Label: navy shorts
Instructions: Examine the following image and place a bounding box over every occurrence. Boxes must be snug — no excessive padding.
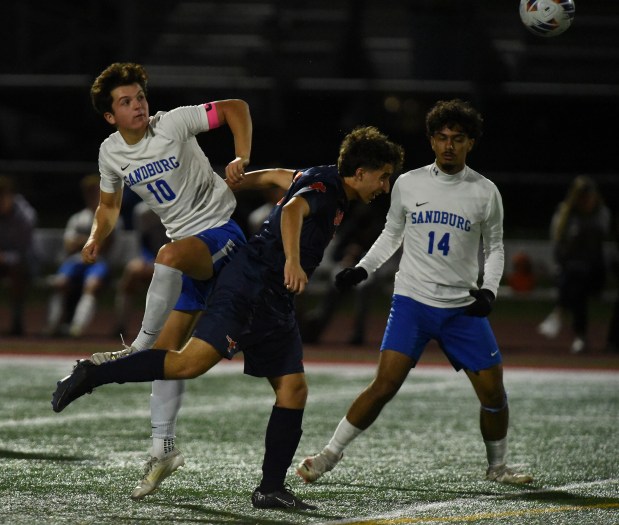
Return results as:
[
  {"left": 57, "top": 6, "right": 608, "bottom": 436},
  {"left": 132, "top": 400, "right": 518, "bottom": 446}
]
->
[
  {"left": 192, "top": 248, "right": 304, "bottom": 378},
  {"left": 381, "top": 294, "right": 502, "bottom": 372},
  {"left": 173, "top": 219, "right": 246, "bottom": 312}
]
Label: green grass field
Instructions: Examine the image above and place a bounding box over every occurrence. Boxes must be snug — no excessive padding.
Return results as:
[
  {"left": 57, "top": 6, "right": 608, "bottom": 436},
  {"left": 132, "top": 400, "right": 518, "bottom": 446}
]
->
[{"left": 1, "top": 356, "right": 617, "bottom": 525}]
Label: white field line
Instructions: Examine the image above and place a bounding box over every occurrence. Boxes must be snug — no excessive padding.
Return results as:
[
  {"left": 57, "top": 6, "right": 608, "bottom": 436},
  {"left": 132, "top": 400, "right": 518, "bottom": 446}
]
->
[{"left": 317, "top": 479, "right": 619, "bottom": 525}]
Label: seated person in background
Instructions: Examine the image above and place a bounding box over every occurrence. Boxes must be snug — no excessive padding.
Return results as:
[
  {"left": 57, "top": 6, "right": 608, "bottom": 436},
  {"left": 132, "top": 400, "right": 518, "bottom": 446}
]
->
[
  {"left": 0, "top": 175, "right": 38, "bottom": 336},
  {"left": 114, "top": 201, "right": 169, "bottom": 336},
  {"left": 46, "top": 174, "right": 119, "bottom": 337},
  {"left": 246, "top": 185, "right": 287, "bottom": 235}
]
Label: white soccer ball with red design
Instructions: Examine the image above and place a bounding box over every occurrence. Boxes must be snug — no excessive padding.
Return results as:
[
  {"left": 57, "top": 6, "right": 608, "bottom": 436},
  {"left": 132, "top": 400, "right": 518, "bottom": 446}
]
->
[{"left": 519, "top": 0, "right": 575, "bottom": 37}]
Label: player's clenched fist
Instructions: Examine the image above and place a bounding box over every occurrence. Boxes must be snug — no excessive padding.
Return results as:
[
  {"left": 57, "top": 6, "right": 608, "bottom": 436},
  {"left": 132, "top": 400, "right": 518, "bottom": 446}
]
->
[
  {"left": 464, "top": 288, "right": 495, "bottom": 317},
  {"left": 334, "top": 267, "right": 368, "bottom": 292}
]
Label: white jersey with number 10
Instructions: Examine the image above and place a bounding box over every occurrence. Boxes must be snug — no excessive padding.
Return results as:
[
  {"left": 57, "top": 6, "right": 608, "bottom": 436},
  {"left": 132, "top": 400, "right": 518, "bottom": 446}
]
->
[{"left": 98, "top": 104, "right": 235, "bottom": 240}]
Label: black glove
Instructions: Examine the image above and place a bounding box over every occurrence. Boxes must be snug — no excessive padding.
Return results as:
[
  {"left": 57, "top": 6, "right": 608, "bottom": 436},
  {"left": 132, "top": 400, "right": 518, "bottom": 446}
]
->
[
  {"left": 334, "top": 267, "right": 368, "bottom": 292},
  {"left": 464, "top": 288, "right": 495, "bottom": 317}
]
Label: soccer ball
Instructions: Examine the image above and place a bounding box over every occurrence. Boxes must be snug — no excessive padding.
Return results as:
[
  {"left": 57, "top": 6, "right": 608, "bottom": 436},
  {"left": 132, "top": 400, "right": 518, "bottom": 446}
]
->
[{"left": 519, "top": 0, "right": 575, "bottom": 37}]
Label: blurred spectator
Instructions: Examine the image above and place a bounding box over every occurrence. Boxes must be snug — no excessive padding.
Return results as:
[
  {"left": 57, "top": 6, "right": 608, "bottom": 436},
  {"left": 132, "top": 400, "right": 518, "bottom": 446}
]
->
[
  {"left": 606, "top": 215, "right": 619, "bottom": 353},
  {"left": 538, "top": 176, "right": 611, "bottom": 353},
  {"left": 0, "top": 175, "right": 38, "bottom": 335},
  {"left": 300, "top": 198, "right": 392, "bottom": 345},
  {"left": 247, "top": 186, "right": 287, "bottom": 235},
  {"left": 45, "top": 174, "right": 119, "bottom": 337},
  {"left": 113, "top": 201, "right": 168, "bottom": 336},
  {"left": 506, "top": 251, "right": 536, "bottom": 293}
]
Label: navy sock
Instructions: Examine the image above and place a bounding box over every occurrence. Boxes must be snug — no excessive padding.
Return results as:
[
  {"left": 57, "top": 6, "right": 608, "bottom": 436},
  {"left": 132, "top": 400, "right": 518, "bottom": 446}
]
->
[
  {"left": 90, "top": 349, "right": 167, "bottom": 386},
  {"left": 258, "top": 406, "right": 304, "bottom": 493}
]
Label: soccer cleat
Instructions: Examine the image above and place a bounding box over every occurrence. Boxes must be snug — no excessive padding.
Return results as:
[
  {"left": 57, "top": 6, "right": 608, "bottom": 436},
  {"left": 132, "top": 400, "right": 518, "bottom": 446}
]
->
[
  {"left": 486, "top": 464, "right": 533, "bottom": 484},
  {"left": 537, "top": 312, "right": 561, "bottom": 339},
  {"left": 131, "top": 449, "right": 185, "bottom": 500},
  {"left": 251, "top": 484, "right": 317, "bottom": 510},
  {"left": 91, "top": 344, "right": 139, "bottom": 365},
  {"left": 51, "top": 359, "right": 96, "bottom": 413},
  {"left": 296, "top": 448, "right": 342, "bottom": 483},
  {"left": 570, "top": 337, "right": 586, "bottom": 354}
]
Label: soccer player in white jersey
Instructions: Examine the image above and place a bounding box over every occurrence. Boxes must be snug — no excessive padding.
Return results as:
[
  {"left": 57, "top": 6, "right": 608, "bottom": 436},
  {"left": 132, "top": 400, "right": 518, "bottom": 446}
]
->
[
  {"left": 85, "top": 62, "right": 257, "bottom": 499},
  {"left": 298, "top": 99, "right": 533, "bottom": 486}
]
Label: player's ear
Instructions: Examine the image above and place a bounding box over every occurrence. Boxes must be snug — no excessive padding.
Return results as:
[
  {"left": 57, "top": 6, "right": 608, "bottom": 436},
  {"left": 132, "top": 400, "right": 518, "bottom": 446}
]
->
[
  {"left": 103, "top": 112, "right": 116, "bottom": 126},
  {"left": 354, "top": 167, "right": 364, "bottom": 180},
  {"left": 467, "top": 139, "right": 475, "bottom": 152}
]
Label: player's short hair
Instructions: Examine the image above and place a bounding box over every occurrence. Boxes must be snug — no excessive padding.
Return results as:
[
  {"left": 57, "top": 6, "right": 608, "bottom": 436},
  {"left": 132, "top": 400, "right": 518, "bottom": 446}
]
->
[
  {"left": 90, "top": 63, "right": 149, "bottom": 115},
  {"left": 425, "top": 99, "right": 483, "bottom": 141},
  {"left": 337, "top": 126, "right": 404, "bottom": 178}
]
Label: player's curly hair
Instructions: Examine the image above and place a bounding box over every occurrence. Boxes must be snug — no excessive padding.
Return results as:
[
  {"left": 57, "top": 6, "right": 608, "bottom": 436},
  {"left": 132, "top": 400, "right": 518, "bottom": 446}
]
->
[
  {"left": 90, "top": 62, "right": 149, "bottom": 115},
  {"left": 337, "top": 126, "right": 404, "bottom": 178},
  {"left": 425, "top": 99, "right": 483, "bottom": 141}
]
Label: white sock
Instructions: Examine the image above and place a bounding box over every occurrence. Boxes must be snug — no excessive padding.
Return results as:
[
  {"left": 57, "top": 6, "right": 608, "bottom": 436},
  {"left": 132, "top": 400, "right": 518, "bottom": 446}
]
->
[
  {"left": 115, "top": 289, "right": 129, "bottom": 328},
  {"left": 484, "top": 437, "right": 508, "bottom": 467},
  {"left": 70, "top": 292, "right": 96, "bottom": 335},
  {"left": 131, "top": 263, "right": 182, "bottom": 351},
  {"left": 47, "top": 292, "right": 63, "bottom": 329},
  {"left": 325, "top": 417, "right": 363, "bottom": 456},
  {"left": 150, "top": 379, "right": 186, "bottom": 458}
]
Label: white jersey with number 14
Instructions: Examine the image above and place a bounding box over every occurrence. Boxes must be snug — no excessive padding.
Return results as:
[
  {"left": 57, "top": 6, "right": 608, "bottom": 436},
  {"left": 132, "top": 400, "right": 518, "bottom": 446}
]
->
[{"left": 359, "top": 163, "right": 505, "bottom": 308}]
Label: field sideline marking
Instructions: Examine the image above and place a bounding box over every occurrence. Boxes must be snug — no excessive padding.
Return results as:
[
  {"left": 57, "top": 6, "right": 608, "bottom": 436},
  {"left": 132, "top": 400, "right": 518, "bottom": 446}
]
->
[
  {"left": 320, "top": 480, "right": 619, "bottom": 524},
  {"left": 330, "top": 503, "right": 619, "bottom": 524}
]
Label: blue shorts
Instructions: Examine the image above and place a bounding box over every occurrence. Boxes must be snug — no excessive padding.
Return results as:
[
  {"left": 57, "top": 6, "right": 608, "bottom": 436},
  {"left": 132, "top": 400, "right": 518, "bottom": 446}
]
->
[
  {"left": 58, "top": 254, "right": 110, "bottom": 283},
  {"left": 381, "top": 294, "right": 501, "bottom": 372},
  {"left": 192, "top": 247, "right": 304, "bottom": 378},
  {"left": 173, "top": 219, "right": 246, "bottom": 312}
]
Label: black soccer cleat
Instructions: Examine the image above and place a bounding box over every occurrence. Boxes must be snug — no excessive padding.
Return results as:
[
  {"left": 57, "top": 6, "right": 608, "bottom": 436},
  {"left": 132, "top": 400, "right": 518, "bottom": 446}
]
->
[
  {"left": 51, "top": 359, "right": 96, "bottom": 413},
  {"left": 251, "top": 485, "right": 317, "bottom": 511}
]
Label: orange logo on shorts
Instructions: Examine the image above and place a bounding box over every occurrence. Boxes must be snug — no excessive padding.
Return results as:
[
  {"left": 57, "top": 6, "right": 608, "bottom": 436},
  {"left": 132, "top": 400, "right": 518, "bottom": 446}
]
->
[{"left": 226, "top": 335, "right": 238, "bottom": 354}]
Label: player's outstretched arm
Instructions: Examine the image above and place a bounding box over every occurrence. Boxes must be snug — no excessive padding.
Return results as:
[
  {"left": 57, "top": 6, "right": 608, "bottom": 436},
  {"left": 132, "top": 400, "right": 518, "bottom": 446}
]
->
[
  {"left": 82, "top": 188, "right": 122, "bottom": 264},
  {"left": 228, "top": 168, "right": 294, "bottom": 192}
]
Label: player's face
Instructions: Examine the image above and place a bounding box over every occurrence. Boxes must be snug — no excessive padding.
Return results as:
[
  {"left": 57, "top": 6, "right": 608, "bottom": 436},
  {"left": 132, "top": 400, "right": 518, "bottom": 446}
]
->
[
  {"left": 104, "top": 83, "right": 150, "bottom": 142},
  {"left": 357, "top": 164, "right": 393, "bottom": 203},
  {"left": 430, "top": 126, "right": 474, "bottom": 174}
]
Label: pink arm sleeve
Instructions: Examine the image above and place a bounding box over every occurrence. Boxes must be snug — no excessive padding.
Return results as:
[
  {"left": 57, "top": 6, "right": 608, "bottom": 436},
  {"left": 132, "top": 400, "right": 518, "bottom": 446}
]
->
[{"left": 204, "top": 102, "right": 221, "bottom": 129}]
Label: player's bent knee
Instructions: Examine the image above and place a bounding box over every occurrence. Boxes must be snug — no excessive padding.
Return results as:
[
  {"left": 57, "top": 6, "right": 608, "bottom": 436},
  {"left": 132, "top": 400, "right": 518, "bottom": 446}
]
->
[
  {"left": 367, "top": 379, "right": 400, "bottom": 404},
  {"left": 481, "top": 393, "right": 508, "bottom": 413}
]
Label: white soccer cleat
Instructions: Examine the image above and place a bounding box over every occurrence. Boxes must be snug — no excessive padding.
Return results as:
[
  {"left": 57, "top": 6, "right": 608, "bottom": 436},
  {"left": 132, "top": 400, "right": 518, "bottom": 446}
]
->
[
  {"left": 296, "top": 448, "right": 342, "bottom": 483},
  {"left": 537, "top": 312, "right": 561, "bottom": 339},
  {"left": 91, "top": 345, "right": 138, "bottom": 365},
  {"left": 131, "top": 449, "right": 185, "bottom": 500},
  {"left": 570, "top": 337, "right": 586, "bottom": 354},
  {"left": 486, "top": 464, "right": 533, "bottom": 484}
]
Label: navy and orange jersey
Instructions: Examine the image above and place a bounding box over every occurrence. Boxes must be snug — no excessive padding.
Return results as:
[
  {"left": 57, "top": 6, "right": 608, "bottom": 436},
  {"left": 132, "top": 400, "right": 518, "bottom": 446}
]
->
[{"left": 247, "top": 164, "right": 348, "bottom": 291}]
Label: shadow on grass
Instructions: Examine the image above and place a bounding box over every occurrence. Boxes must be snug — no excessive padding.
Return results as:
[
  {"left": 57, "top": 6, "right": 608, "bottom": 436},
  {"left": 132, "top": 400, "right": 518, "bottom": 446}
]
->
[
  {"left": 0, "top": 448, "right": 87, "bottom": 461},
  {"left": 516, "top": 489, "right": 619, "bottom": 507},
  {"left": 153, "top": 501, "right": 342, "bottom": 524}
]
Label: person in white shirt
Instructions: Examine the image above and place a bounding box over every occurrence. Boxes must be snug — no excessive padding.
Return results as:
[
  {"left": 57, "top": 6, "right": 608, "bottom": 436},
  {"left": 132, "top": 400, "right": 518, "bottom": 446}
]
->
[
  {"left": 84, "top": 62, "right": 255, "bottom": 499},
  {"left": 46, "top": 174, "right": 118, "bottom": 338},
  {"left": 298, "top": 99, "right": 533, "bottom": 486}
]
